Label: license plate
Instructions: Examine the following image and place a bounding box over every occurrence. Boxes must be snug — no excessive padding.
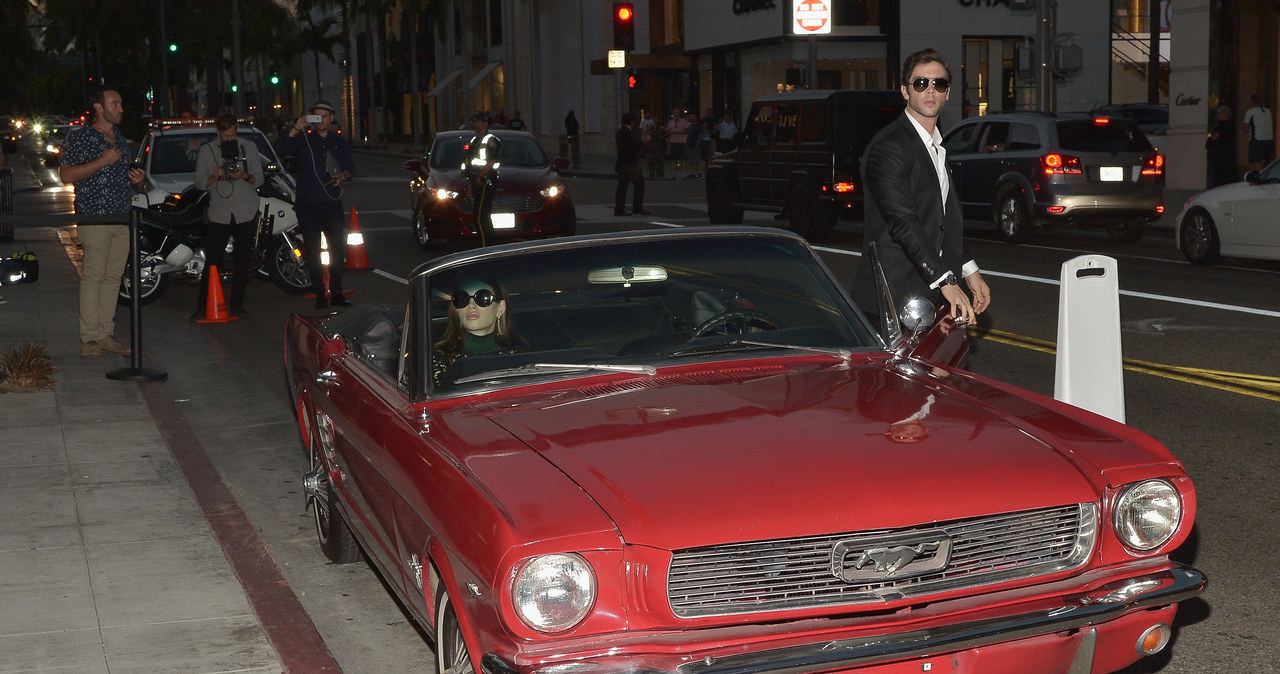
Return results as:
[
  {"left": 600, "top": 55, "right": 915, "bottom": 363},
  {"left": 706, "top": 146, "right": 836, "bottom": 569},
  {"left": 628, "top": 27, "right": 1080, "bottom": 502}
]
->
[
  {"left": 1099, "top": 166, "right": 1124, "bottom": 182},
  {"left": 492, "top": 212, "right": 516, "bottom": 229}
]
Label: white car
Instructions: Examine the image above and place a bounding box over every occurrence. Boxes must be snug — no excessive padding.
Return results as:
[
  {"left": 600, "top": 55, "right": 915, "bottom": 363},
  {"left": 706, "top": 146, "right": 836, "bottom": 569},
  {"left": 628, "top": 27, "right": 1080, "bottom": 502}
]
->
[
  {"left": 131, "top": 118, "right": 293, "bottom": 208},
  {"left": 1176, "top": 158, "right": 1280, "bottom": 264}
]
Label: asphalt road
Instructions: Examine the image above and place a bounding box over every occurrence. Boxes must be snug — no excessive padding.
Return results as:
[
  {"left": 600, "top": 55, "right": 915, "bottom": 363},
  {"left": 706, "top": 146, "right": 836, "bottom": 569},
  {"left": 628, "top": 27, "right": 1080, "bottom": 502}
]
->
[{"left": 11, "top": 143, "right": 1280, "bottom": 672}]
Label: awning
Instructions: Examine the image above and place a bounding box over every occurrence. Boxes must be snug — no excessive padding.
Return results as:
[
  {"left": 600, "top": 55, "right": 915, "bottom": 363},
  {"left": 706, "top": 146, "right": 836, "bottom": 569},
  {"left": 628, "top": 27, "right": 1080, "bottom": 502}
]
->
[
  {"left": 466, "top": 61, "right": 501, "bottom": 91},
  {"left": 425, "top": 69, "right": 460, "bottom": 97}
]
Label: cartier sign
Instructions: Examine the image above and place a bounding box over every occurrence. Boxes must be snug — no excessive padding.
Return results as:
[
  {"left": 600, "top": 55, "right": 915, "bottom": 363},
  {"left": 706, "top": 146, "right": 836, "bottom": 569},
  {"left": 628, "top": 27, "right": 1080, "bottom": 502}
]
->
[{"left": 1175, "top": 93, "right": 1203, "bottom": 107}]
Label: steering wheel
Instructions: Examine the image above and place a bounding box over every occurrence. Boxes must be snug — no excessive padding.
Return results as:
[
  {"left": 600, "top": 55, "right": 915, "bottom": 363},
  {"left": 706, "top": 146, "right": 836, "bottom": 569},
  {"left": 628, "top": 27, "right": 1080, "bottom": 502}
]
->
[{"left": 691, "top": 309, "right": 783, "bottom": 338}]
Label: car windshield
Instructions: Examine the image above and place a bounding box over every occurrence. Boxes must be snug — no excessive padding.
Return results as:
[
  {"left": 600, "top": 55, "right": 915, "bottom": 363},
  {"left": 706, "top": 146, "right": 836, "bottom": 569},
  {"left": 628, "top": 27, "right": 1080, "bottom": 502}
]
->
[
  {"left": 421, "top": 232, "right": 879, "bottom": 393},
  {"left": 430, "top": 136, "right": 548, "bottom": 170},
  {"left": 148, "top": 128, "right": 277, "bottom": 175},
  {"left": 1055, "top": 119, "right": 1152, "bottom": 153}
]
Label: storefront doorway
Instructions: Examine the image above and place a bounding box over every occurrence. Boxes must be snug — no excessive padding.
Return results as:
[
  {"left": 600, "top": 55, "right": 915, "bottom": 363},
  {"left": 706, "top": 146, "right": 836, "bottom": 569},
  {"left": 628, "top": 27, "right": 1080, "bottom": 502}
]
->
[{"left": 960, "top": 38, "right": 1036, "bottom": 117}]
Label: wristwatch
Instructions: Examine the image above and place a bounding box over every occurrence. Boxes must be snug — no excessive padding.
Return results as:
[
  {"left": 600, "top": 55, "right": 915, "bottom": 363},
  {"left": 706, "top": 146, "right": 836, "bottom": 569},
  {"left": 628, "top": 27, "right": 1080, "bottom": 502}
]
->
[{"left": 940, "top": 271, "right": 959, "bottom": 287}]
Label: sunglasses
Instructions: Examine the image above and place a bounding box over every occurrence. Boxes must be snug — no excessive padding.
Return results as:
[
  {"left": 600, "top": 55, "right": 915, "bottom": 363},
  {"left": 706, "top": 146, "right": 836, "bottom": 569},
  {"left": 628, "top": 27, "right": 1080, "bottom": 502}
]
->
[
  {"left": 910, "top": 77, "right": 951, "bottom": 93},
  {"left": 452, "top": 288, "right": 497, "bottom": 308}
]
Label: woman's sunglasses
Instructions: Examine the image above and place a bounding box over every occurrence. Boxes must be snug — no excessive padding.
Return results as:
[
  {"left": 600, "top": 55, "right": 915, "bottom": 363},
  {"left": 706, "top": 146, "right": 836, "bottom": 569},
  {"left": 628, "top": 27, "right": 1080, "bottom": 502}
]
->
[
  {"left": 452, "top": 288, "right": 497, "bottom": 308},
  {"left": 910, "top": 77, "right": 950, "bottom": 93}
]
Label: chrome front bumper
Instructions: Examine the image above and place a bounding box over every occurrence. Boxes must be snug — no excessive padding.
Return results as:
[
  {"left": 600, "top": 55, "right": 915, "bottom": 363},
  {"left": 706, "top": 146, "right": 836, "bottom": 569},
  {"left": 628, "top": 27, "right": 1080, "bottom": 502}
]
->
[{"left": 677, "top": 566, "right": 1204, "bottom": 674}]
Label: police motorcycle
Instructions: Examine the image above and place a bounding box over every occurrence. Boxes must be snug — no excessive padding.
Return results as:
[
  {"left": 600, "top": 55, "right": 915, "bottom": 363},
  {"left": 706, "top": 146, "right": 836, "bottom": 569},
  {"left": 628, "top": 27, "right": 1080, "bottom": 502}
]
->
[{"left": 119, "top": 135, "right": 312, "bottom": 304}]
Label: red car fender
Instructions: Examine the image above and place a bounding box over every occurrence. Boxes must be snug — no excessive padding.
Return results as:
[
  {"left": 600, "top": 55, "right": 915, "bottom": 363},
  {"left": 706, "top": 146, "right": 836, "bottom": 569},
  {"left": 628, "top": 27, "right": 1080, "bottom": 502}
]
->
[{"left": 425, "top": 536, "right": 486, "bottom": 672}]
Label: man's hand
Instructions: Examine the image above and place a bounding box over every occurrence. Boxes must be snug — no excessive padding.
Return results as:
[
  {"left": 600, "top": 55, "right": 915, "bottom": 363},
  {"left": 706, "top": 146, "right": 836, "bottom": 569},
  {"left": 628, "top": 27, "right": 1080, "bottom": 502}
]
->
[
  {"left": 966, "top": 271, "right": 992, "bottom": 315},
  {"left": 128, "top": 167, "right": 145, "bottom": 185},
  {"left": 101, "top": 146, "right": 123, "bottom": 166},
  {"left": 940, "top": 283, "right": 976, "bottom": 325},
  {"left": 328, "top": 170, "right": 350, "bottom": 186}
]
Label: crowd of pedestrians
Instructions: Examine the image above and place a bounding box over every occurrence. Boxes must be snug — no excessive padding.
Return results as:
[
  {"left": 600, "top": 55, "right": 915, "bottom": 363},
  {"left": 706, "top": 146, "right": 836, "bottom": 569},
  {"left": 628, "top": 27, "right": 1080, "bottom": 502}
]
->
[{"left": 621, "top": 106, "right": 741, "bottom": 182}]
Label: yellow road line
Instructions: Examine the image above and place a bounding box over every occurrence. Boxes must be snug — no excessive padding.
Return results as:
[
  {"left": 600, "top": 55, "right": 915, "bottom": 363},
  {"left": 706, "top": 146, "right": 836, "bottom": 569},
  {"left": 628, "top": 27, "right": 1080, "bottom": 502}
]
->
[{"left": 972, "top": 327, "right": 1280, "bottom": 403}]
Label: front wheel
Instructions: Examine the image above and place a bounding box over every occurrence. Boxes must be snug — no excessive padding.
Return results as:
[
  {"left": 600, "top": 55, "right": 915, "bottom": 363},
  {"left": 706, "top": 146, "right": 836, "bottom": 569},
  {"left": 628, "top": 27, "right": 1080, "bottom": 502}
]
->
[
  {"left": 266, "top": 239, "right": 312, "bottom": 295},
  {"left": 436, "top": 589, "right": 475, "bottom": 674},
  {"left": 994, "top": 185, "right": 1035, "bottom": 244},
  {"left": 1179, "top": 209, "right": 1221, "bottom": 264},
  {"left": 413, "top": 209, "right": 446, "bottom": 250},
  {"left": 117, "top": 255, "right": 169, "bottom": 305}
]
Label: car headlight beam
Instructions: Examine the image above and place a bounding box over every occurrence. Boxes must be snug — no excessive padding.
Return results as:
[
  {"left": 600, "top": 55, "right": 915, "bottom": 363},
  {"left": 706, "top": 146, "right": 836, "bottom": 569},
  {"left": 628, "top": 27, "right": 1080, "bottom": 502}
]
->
[
  {"left": 512, "top": 553, "right": 596, "bottom": 633},
  {"left": 434, "top": 187, "right": 460, "bottom": 200},
  {"left": 1113, "top": 479, "right": 1181, "bottom": 551},
  {"left": 540, "top": 184, "right": 563, "bottom": 198}
]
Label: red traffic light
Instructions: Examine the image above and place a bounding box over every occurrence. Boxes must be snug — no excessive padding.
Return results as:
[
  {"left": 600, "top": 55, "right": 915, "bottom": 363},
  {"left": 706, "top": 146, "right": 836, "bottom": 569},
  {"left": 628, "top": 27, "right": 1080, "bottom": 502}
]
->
[
  {"left": 613, "top": 2, "right": 635, "bottom": 50},
  {"left": 628, "top": 74, "right": 638, "bottom": 89}
]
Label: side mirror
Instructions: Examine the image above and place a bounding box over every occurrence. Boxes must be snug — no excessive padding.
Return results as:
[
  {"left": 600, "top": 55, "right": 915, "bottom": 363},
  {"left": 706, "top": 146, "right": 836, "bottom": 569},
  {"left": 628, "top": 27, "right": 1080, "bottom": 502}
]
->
[
  {"left": 1245, "top": 170, "right": 1262, "bottom": 184},
  {"left": 553, "top": 156, "right": 571, "bottom": 172},
  {"left": 898, "top": 297, "right": 936, "bottom": 336},
  {"left": 404, "top": 158, "right": 425, "bottom": 175}
]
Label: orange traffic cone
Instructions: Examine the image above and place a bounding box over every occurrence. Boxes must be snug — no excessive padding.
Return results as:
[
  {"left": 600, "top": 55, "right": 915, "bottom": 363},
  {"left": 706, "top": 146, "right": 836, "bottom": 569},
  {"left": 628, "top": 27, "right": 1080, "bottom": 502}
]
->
[
  {"left": 345, "top": 206, "right": 372, "bottom": 271},
  {"left": 197, "top": 265, "right": 238, "bottom": 323}
]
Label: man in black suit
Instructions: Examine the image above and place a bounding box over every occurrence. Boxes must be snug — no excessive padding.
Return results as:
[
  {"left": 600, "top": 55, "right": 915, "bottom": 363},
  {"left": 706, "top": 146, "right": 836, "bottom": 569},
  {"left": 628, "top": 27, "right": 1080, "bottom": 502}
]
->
[
  {"left": 852, "top": 48, "right": 990, "bottom": 327},
  {"left": 614, "top": 112, "right": 650, "bottom": 216}
]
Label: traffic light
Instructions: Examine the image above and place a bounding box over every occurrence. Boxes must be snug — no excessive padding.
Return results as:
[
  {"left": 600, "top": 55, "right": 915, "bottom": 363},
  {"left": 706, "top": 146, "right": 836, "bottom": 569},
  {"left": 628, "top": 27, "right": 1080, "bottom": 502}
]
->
[
  {"left": 613, "top": 3, "right": 635, "bottom": 51},
  {"left": 627, "top": 68, "right": 641, "bottom": 89},
  {"left": 168, "top": 43, "right": 178, "bottom": 53},
  {"left": 270, "top": 65, "right": 279, "bottom": 85}
]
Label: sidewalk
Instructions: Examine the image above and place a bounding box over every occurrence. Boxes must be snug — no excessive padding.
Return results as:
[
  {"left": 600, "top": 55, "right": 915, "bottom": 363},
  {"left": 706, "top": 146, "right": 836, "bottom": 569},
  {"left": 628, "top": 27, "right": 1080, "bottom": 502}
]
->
[{"left": 0, "top": 176, "right": 289, "bottom": 671}]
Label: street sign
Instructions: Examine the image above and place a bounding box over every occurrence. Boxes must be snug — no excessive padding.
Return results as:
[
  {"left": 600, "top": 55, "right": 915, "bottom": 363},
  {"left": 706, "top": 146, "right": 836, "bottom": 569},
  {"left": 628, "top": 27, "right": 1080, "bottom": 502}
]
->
[
  {"left": 608, "top": 50, "right": 627, "bottom": 69},
  {"left": 792, "top": 0, "right": 831, "bottom": 35}
]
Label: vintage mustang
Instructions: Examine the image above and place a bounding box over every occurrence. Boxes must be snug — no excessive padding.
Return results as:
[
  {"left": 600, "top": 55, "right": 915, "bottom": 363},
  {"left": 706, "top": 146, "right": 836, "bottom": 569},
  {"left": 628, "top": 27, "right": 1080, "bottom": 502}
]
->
[{"left": 284, "top": 227, "right": 1202, "bottom": 674}]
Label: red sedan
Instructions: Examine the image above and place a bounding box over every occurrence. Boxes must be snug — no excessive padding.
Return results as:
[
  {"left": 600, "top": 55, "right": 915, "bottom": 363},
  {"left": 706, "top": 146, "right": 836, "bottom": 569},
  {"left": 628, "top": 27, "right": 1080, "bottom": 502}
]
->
[
  {"left": 284, "top": 227, "right": 1201, "bottom": 674},
  {"left": 404, "top": 129, "right": 576, "bottom": 249}
]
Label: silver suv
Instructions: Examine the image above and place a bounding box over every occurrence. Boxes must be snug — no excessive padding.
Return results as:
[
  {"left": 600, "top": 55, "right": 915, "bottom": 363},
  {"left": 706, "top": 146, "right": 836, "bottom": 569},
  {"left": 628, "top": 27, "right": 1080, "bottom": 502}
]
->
[
  {"left": 131, "top": 118, "right": 292, "bottom": 208},
  {"left": 942, "top": 112, "right": 1164, "bottom": 243}
]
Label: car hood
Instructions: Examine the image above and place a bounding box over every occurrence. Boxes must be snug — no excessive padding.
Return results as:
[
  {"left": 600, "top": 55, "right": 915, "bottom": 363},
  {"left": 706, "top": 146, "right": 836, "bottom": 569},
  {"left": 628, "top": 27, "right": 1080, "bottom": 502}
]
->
[
  {"left": 476, "top": 360, "right": 1157, "bottom": 551},
  {"left": 432, "top": 165, "right": 562, "bottom": 192}
]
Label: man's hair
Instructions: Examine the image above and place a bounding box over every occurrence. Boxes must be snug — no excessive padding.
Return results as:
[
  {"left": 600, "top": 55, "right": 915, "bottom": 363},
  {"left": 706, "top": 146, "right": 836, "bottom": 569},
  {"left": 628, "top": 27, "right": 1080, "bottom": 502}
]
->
[
  {"left": 214, "top": 113, "right": 238, "bottom": 131},
  {"left": 88, "top": 85, "right": 122, "bottom": 118},
  {"left": 901, "top": 49, "right": 951, "bottom": 86},
  {"left": 621, "top": 112, "right": 635, "bottom": 125}
]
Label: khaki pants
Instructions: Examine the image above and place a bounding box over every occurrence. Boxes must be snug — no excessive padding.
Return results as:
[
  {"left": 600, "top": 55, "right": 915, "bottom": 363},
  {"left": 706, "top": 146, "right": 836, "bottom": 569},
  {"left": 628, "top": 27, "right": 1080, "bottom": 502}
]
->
[{"left": 78, "top": 223, "right": 130, "bottom": 343}]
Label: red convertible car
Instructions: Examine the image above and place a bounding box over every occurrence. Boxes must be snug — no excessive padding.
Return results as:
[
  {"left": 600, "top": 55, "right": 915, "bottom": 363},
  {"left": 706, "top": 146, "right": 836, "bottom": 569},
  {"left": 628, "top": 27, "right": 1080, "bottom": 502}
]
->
[
  {"left": 284, "top": 227, "right": 1202, "bottom": 674},
  {"left": 404, "top": 129, "right": 576, "bottom": 249}
]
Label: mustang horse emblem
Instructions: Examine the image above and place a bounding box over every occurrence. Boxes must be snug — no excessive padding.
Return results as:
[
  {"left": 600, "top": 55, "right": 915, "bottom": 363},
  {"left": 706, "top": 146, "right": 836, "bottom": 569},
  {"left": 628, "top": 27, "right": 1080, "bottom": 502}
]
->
[
  {"left": 852, "top": 542, "right": 941, "bottom": 577},
  {"left": 830, "top": 531, "right": 953, "bottom": 583}
]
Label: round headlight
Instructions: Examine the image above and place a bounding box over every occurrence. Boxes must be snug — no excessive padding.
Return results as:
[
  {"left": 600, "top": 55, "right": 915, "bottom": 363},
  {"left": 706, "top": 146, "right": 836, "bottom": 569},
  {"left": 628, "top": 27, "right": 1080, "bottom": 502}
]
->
[
  {"left": 540, "top": 184, "right": 562, "bottom": 198},
  {"left": 512, "top": 553, "right": 595, "bottom": 633},
  {"left": 1113, "top": 479, "right": 1182, "bottom": 551}
]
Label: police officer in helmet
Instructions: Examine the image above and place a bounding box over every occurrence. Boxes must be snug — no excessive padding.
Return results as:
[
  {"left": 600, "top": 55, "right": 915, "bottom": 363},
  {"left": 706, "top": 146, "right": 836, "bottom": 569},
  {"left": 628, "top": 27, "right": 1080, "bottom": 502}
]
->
[{"left": 462, "top": 112, "right": 502, "bottom": 246}]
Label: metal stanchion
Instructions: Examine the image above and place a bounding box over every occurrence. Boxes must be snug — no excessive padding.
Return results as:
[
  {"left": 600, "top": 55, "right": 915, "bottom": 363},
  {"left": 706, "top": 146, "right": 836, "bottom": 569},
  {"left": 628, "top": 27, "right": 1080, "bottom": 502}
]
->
[
  {"left": 0, "top": 168, "right": 13, "bottom": 242},
  {"left": 107, "top": 207, "right": 167, "bottom": 382}
]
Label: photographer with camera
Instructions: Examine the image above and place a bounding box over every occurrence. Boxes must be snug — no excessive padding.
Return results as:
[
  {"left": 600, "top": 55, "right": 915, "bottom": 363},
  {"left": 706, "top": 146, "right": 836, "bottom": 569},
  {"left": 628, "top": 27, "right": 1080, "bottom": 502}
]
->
[
  {"left": 193, "top": 113, "right": 263, "bottom": 317},
  {"left": 275, "top": 100, "right": 355, "bottom": 309}
]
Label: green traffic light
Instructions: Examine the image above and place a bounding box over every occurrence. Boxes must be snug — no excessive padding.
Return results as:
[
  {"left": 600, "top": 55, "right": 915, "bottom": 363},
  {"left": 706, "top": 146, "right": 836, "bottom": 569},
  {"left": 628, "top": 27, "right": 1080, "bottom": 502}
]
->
[
  {"left": 231, "top": 84, "right": 238, "bottom": 92},
  {"left": 270, "top": 75, "right": 279, "bottom": 85},
  {"left": 168, "top": 43, "right": 177, "bottom": 52}
]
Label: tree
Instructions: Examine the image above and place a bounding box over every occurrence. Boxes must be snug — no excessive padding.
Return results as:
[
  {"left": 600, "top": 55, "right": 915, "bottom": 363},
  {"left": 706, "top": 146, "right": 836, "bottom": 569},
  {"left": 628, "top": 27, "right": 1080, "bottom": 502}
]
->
[{"left": 297, "top": 16, "right": 342, "bottom": 101}]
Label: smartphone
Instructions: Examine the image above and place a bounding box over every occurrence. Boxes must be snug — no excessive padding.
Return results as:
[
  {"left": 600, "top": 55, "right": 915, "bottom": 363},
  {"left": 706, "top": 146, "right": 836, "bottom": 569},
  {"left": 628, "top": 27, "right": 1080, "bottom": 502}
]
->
[
  {"left": 129, "top": 161, "right": 144, "bottom": 172},
  {"left": 305, "top": 114, "right": 323, "bottom": 124}
]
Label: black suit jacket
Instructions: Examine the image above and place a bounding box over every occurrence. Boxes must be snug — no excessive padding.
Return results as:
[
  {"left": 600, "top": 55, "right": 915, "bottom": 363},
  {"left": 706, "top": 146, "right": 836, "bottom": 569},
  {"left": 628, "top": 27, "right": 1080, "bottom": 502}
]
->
[{"left": 851, "top": 113, "right": 969, "bottom": 316}]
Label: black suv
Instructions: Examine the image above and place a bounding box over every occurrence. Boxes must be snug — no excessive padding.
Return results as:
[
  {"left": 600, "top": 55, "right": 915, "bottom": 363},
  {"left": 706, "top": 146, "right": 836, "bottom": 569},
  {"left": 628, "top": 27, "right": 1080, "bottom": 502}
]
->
[
  {"left": 705, "top": 90, "right": 903, "bottom": 241},
  {"left": 941, "top": 111, "right": 1164, "bottom": 243}
]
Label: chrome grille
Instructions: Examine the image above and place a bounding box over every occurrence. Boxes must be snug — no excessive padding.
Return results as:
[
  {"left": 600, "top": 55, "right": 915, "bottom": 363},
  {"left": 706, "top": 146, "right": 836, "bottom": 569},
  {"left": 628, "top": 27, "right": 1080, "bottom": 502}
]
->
[
  {"left": 667, "top": 503, "right": 1096, "bottom": 618},
  {"left": 459, "top": 194, "right": 542, "bottom": 214}
]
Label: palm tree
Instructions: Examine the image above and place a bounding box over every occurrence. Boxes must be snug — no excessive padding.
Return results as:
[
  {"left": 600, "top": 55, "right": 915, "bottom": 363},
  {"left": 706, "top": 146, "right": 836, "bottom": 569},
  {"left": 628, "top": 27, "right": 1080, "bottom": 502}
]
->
[{"left": 297, "top": 16, "right": 343, "bottom": 102}]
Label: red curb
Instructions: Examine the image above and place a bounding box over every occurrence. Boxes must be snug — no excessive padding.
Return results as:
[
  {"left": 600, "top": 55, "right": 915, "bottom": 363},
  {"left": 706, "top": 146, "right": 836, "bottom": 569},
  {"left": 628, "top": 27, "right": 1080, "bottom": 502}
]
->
[{"left": 139, "top": 380, "right": 343, "bottom": 673}]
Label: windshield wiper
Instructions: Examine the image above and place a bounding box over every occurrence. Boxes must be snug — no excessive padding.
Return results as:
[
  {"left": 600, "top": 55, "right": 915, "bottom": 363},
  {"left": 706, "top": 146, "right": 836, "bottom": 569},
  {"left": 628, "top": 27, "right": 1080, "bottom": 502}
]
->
[
  {"left": 453, "top": 362, "right": 657, "bottom": 385},
  {"left": 669, "top": 339, "right": 852, "bottom": 360}
]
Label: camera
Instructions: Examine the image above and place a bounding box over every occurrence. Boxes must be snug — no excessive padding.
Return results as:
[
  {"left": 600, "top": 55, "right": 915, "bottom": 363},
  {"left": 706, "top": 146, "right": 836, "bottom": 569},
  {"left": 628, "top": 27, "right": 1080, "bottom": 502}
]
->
[{"left": 220, "top": 140, "right": 243, "bottom": 178}]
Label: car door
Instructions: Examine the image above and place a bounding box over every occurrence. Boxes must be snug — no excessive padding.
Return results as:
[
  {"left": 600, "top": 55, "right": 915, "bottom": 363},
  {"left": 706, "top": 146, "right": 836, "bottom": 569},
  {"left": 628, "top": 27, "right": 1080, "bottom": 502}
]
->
[
  {"left": 768, "top": 102, "right": 801, "bottom": 200},
  {"left": 737, "top": 103, "right": 773, "bottom": 203},
  {"left": 1225, "top": 166, "right": 1280, "bottom": 254},
  {"left": 313, "top": 349, "right": 405, "bottom": 593},
  {"left": 942, "top": 121, "right": 985, "bottom": 216}
]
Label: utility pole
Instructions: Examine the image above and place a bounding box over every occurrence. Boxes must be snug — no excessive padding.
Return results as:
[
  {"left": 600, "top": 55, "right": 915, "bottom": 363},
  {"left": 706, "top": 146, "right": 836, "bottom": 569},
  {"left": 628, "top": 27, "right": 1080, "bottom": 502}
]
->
[
  {"left": 159, "top": 0, "right": 168, "bottom": 116},
  {"left": 232, "top": 0, "right": 245, "bottom": 115},
  {"left": 1147, "top": 0, "right": 1161, "bottom": 103},
  {"left": 1035, "top": 0, "right": 1057, "bottom": 112}
]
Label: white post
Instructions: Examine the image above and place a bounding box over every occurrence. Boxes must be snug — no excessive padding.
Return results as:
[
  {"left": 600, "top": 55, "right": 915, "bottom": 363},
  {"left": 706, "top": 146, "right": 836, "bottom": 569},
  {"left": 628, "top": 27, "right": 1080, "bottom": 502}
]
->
[{"left": 1054, "top": 254, "right": 1125, "bottom": 423}]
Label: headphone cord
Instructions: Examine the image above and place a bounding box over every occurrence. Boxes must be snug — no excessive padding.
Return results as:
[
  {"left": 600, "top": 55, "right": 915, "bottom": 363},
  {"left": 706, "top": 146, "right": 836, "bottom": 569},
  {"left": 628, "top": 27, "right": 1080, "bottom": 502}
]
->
[{"left": 302, "top": 128, "right": 344, "bottom": 201}]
